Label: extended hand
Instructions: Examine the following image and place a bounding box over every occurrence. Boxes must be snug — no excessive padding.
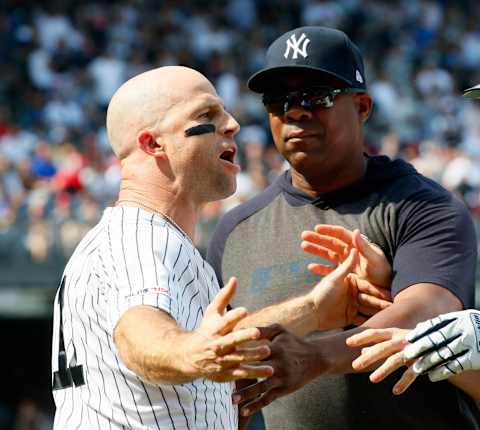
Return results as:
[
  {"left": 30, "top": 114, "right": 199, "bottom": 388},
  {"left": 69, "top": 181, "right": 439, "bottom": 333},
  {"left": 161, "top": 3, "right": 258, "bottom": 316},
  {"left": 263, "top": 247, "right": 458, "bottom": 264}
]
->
[
  {"left": 232, "top": 324, "right": 320, "bottom": 416},
  {"left": 404, "top": 309, "right": 480, "bottom": 381},
  {"left": 302, "top": 224, "right": 391, "bottom": 287},
  {"left": 309, "top": 248, "right": 361, "bottom": 329},
  {"left": 347, "top": 328, "right": 416, "bottom": 395},
  {"left": 182, "top": 277, "right": 274, "bottom": 382},
  {"left": 346, "top": 311, "right": 480, "bottom": 397},
  {"left": 302, "top": 225, "right": 392, "bottom": 319}
]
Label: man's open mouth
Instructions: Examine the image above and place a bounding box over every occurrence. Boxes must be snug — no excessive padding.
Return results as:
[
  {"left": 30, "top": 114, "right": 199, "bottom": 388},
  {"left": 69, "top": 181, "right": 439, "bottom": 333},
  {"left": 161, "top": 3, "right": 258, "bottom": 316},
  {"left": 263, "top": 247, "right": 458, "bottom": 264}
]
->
[{"left": 219, "top": 147, "right": 236, "bottom": 163}]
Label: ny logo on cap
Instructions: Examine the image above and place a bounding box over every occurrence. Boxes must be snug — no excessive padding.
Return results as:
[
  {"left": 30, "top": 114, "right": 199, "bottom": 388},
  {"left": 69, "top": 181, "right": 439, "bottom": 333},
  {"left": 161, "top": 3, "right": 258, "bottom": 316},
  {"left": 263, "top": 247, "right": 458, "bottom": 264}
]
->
[
  {"left": 284, "top": 33, "right": 310, "bottom": 60},
  {"left": 355, "top": 70, "right": 364, "bottom": 83}
]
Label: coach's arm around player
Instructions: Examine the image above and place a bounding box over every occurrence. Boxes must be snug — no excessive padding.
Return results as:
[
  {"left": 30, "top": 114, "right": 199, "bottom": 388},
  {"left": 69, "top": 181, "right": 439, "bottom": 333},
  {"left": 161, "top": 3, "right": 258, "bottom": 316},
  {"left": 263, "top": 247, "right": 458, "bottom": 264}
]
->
[{"left": 114, "top": 277, "right": 275, "bottom": 384}]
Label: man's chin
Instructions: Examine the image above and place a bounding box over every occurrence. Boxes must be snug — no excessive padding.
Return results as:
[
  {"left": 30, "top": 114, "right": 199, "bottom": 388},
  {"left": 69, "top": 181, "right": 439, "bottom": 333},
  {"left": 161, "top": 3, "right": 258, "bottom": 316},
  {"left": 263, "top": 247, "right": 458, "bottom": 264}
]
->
[
  {"left": 210, "top": 178, "right": 237, "bottom": 202},
  {"left": 289, "top": 153, "right": 327, "bottom": 174}
]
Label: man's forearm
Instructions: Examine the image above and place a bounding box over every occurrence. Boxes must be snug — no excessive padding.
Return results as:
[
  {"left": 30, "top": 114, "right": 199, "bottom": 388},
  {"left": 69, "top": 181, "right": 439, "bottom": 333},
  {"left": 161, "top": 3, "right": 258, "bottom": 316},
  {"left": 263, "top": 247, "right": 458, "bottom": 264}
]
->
[
  {"left": 115, "top": 304, "right": 273, "bottom": 385},
  {"left": 235, "top": 294, "right": 318, "bottom": 337},
  {"left": 114, "top": 306, "right": 195, "bottom": 384}
]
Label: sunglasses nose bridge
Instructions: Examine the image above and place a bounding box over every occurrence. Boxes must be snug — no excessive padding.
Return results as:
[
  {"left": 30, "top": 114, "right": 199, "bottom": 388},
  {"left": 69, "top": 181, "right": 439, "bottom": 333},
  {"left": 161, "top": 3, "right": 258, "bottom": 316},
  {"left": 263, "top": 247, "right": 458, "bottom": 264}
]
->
[{"left": 284, "top": 92, "right": 309, "bottom": 113}]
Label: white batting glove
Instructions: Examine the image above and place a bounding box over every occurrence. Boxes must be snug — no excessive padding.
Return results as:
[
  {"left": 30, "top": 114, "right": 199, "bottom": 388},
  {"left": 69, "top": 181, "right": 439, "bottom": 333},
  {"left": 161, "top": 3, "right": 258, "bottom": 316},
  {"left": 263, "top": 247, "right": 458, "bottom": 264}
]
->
[{"left": 403, "top": 310, "right": 480, "bottom": 382}]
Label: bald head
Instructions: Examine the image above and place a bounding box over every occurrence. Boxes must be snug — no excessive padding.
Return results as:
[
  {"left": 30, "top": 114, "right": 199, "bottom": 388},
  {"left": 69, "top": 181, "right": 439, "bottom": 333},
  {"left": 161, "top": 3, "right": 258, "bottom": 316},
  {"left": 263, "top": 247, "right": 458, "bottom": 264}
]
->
[{"left": 106, "top": 66, "right": 215, "bottom": 160}]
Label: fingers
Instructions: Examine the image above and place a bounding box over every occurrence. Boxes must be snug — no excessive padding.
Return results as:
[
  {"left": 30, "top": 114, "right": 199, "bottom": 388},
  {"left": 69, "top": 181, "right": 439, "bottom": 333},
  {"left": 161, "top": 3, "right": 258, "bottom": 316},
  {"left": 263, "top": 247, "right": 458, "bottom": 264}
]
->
[
  {"left": 207, "top": 277, "right": 237, "bottom": 315},
  {"left": 239, "top": 387, "right": 283, "bottom": 417},
  {"left": 392, "top": 366, "right": 418, "bottom": 394},
  {"left": 406, "top": 316, "right": 456, "bottom": 343},
  {"left": 352, "top": 341, "right": 403, "bottom": 375},
  {"left": 351, "top": 334, "right": 407, "bottom": 371},
  {"left": 314, "top": 224, "right": 353, "bottom": 245},
  {"left": 347, "top": 275, "right": 391, "bottom": 313},
  {"left": 347, "top": 328, "right": 399, "bottom": 347},
  {"left": 216, "top": 345, "right": 271, "bottom": 367},
  {"left": 352, "top": 229, "right": 379, "bottom": 261},
  {"left": 354, "top": 277, "right": 392, "bottom": 301},
  {"left": 256, "top": 324, "right": 285, "bottom": 341},
  {"left": 428, "top": 356, "right": 466, "bottom": 382},
  {"left": 368, "top": 351, "right": 406, "bottom": 383},
  {"left": 301, "top": 230, "right": 348, "bottom": 255},
  {"left": 209, "top": 364, "right": 274, "bottom": 382},
  {"left": 405, "top": 319, "right": 435, "bottom": 343},
  {"left": 307, "top": 263, "right": 335, "bottom": 276},
  {"left": 347, "top": 327, "right": 419, "bottom": 394},
  {"left": 232, "top": 378, "right": 272, "bottom": 405},
  {"left": 404, "top": 329, "right": 446, "bottom": 360},
  {"left": 357, "top": 293, "right": 391, "bottom": 312},
  {"left": 327, "top": 248, "right": 358, "bottom": 282},
  {"left": 215, "top": 327, "right": 263, "bottom": 354},
  {"left": 216, "top": 306, "right": 248, "bottom": 335},
  {"left": 301, "top": 241, "right": 342, "bottom": 264},
  {"left": 411, "top": 336, "right": 465, "bottom": 374}
]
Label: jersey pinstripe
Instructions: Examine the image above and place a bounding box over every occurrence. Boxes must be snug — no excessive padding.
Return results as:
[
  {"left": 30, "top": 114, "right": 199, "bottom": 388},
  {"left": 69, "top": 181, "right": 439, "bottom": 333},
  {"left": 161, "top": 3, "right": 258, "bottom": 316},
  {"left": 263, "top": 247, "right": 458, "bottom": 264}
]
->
[{"left": 51, "top": 206, "right": 238, "bottom": 430}]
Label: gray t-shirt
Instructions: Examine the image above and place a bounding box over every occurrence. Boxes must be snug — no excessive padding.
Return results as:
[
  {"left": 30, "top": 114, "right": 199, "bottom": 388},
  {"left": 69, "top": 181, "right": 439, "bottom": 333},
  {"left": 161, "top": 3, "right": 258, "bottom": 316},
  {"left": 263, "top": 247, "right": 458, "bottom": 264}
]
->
[{"left": 207, "top": 155, "right": 479, "bottom": 430}]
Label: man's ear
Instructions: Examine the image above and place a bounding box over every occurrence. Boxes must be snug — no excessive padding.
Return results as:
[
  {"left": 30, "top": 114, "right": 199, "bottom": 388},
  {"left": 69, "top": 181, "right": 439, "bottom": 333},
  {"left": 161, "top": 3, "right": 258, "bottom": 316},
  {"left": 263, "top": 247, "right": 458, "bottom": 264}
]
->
[
  {"left": 356, "top": 93, "right": 373, "bottom": 123},
  {"left": 137, "top": 130, "right": 166, "bottom": 158}
]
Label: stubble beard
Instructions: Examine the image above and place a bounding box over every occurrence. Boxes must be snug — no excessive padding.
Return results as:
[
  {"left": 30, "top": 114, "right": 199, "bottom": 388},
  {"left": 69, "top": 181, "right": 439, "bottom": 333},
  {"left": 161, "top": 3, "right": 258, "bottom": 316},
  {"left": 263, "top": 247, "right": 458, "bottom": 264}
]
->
[{"left": 194, "top": 167, "right": 237, "bottom": 203}]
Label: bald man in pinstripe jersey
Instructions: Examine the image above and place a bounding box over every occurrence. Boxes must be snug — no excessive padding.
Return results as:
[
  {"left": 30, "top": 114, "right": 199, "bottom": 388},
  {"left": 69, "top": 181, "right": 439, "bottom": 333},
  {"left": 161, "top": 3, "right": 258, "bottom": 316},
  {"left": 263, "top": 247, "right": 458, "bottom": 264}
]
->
[
  {"left": 51, "top": 66, "right": 276, "bottom": 430},
  {"left": 51, "top": 65, "right": 366, "bottom": 430}
]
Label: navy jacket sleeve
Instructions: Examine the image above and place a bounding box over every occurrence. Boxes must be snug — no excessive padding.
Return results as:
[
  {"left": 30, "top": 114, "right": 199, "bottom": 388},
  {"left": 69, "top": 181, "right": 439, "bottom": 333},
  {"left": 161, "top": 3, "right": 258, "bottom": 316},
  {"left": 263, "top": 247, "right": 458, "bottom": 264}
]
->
[{"left": 392, "top": 188, "right": 477, "bottom": 308}]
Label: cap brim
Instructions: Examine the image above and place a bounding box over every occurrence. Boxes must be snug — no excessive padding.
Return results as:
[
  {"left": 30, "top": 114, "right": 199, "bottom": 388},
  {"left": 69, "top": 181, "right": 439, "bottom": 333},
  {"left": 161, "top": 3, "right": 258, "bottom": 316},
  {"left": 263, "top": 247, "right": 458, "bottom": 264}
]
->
[
  {"left": 247, "top": 65, "right": 354, "bottom": 93},
  {"left": 463, "top": 84, "right": 480, "bottom": 99}
]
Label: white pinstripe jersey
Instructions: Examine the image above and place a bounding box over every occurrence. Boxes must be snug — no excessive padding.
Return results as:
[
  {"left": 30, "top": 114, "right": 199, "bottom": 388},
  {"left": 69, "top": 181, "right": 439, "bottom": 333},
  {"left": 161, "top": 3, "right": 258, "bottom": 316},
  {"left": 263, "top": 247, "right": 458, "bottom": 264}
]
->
[{"left": 51, "top": 206, "right": 238, "bottom": 430}]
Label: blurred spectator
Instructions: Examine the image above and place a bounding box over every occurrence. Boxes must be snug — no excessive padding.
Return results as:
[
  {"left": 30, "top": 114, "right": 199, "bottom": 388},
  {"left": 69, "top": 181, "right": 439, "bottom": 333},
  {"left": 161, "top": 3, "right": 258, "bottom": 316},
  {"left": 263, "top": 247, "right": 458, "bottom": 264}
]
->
[
  {"left": 30, "top": 143, "right": 56, "bottom": 179},
  {"left": 34, "top": 6, "right": 81, "bottom": 53},
  {"left": 460, "top": 22, "right": 480, "bottom": 71},
  {"left": 3, "top": 0, "right": 480, "bottom": 289},
  {"left": 4, "top": 2, "right": 480, "bottom": 246},
  {"left": 415, "top": 59, "right": 454, "bottom": 97},
  {"left": 43, "top": 91, "right": 85, "bottom": 130},
  {"left": 0, "top": 124, "right": 38, "bottom": 166},
  {"left": 301, "top": 0, "right": 346, "bottom": 27},
  {"left": 87, "top": 50, "right": 126, "bottom": 108},
  {"left": 441, "top": 149, "right": 480, "bottom": 194},
  {"left": 14, "top": 398, "right": 52, "bottom": 430}
]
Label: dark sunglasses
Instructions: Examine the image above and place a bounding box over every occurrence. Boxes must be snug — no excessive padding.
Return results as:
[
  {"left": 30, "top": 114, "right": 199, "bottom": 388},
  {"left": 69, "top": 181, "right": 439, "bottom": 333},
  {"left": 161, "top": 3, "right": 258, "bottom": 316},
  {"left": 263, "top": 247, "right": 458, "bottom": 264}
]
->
[{"left": 262, "top": 86, "right": 365, "bottom": 115}]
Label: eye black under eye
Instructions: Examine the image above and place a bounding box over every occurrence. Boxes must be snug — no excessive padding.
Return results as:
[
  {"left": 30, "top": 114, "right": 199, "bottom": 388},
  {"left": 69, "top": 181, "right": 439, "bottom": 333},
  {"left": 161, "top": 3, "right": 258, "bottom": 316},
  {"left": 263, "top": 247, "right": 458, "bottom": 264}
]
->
[{"left": 185, "top": 124, "right": 216, "bottom": 136}]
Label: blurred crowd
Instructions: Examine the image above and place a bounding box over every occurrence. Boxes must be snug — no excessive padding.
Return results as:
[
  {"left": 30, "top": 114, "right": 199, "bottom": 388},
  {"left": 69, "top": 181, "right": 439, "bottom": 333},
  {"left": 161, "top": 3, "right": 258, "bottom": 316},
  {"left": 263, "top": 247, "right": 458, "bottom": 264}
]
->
[
  {"left": 2, "top": 0, "right": 480, "bottom": 268},
  {"left": 2, "top": 0, "right": 480, "bottom": 427}
]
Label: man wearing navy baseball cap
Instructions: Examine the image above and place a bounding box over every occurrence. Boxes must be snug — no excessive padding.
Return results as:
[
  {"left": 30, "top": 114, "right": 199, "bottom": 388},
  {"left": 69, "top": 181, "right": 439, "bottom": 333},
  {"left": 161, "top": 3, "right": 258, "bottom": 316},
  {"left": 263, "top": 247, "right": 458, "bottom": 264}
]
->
[
  {"left": 208, "top": 26, "right": 479, "bottom": 429},
  {"left": 248, "top": 26, "right": 367, "bottom": 94}
]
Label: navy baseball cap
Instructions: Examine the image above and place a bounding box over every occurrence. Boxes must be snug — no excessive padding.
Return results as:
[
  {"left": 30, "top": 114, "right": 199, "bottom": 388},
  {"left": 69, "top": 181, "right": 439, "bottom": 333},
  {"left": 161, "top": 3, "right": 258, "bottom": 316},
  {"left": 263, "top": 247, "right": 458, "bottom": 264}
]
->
[
  {"left": 463, "top": 84, "right": 480, "bottom": 98},
  {"left": 248, "top": 26, "right": 367, "bottom": 93}
]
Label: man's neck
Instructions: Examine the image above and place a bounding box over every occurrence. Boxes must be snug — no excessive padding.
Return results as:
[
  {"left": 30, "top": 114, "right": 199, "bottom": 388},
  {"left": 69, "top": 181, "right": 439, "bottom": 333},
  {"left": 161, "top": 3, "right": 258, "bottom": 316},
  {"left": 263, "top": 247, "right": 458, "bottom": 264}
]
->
[
  {"left": 116, "top": 187, "right": 198, "bottom": 241},
  {"left": 291, "top": 156, "right": 367, "bottom": 198}
]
